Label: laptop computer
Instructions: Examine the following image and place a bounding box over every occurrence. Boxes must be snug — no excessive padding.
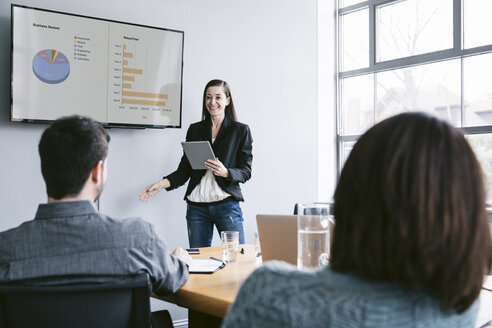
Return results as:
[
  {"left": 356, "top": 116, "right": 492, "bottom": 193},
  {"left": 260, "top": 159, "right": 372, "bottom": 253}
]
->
[{"left": 256, "top": 214, "right": 297, "bottom": 265}]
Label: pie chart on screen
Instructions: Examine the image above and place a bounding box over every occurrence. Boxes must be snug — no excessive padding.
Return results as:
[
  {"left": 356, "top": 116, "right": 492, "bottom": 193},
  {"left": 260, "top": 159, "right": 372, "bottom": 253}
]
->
[{"left": 32, "top": 49, "right": 70, "bottom": 84}]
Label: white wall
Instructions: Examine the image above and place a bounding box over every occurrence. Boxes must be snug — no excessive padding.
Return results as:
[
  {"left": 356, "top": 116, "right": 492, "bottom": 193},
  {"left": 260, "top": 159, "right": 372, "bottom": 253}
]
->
[{"left": 0, "top": 0, "right": 333, "bottom": 322}]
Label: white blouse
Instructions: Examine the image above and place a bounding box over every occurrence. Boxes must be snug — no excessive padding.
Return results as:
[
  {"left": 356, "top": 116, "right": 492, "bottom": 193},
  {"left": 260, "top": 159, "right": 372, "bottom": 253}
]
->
[{"left": 187, "top": 139, "right": 230, "bottom": 203}]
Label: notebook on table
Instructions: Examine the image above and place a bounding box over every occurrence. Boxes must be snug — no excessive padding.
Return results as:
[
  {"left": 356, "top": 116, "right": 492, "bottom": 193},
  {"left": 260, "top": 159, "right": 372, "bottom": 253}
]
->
[
  {"left": 256, "top": 214, "right": 297, "bottom": 265},
  {"left": 188, "top": 258, "right": 225, "bottom": 274}
]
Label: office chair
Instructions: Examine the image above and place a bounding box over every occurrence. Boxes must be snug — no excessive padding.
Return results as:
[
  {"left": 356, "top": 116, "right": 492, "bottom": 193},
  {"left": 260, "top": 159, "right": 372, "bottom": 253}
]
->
[{"left": 0, "top": 273, "right": 173, "bottom": 328}]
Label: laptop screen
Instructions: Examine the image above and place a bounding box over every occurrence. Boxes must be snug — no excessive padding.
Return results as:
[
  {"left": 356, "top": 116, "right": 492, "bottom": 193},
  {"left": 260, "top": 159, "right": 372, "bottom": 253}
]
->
[{"left": 256, "top": 214, "right": 297, "bottom": 265}]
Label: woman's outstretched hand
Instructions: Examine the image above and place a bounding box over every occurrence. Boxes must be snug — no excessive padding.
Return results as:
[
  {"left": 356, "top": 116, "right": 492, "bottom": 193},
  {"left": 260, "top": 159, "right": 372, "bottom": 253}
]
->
[{"left": 139, "top": 179, "right": 170, "bottom": 202}]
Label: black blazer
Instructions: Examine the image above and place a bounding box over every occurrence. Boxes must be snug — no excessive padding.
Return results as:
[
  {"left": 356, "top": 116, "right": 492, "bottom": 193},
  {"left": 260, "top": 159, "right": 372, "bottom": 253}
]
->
[{"left": 165, "top": 116, "right": 253, "bottom": 202}]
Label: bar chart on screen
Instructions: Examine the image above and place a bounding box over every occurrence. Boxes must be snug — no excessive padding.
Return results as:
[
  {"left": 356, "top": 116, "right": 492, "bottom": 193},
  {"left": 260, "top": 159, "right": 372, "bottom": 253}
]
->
[
  {"left": 120, "top": 43, "right": 168, "bottom": 108},
  {"left": 107, "top": 25, "right": 182, "bottom": 126}
]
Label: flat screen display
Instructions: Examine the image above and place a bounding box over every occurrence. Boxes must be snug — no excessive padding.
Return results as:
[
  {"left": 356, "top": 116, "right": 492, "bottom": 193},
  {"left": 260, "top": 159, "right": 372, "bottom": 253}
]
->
[{"left": 11, "top": 4, "right": 184, "bottom": 128}]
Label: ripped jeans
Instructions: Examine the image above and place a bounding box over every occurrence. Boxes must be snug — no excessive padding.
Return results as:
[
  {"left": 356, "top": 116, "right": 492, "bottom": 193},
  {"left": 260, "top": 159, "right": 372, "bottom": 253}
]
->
[{"left": 186, "top": 200, "right": 245, "bottom": 248}]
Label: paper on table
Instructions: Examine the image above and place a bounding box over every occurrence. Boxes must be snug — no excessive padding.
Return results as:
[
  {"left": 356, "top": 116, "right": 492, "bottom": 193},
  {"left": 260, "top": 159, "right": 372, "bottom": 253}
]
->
[
  {"left": 476, "top": 276, "right": 492, "bottom": 328},
  {"left": 189, "top": 258, "right": 224, "bottom": 274},
  {"left": 483, "top": 275, "right": 492, "bottom": 291}
]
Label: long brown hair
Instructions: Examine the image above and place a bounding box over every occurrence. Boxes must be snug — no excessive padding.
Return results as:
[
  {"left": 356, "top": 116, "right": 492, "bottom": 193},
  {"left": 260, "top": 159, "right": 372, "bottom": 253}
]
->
[
  {"left": 331, "top": 112, "right": 492, "bottom": 312},
  {"left": 201, "top": 79, "right": 238, "bottom": 121}
]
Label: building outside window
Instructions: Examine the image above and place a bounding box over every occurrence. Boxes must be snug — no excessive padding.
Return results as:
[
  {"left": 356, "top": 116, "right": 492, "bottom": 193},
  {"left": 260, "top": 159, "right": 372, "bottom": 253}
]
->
[{"left": 337, "top": 0, "right": 492, "bottom": 202}]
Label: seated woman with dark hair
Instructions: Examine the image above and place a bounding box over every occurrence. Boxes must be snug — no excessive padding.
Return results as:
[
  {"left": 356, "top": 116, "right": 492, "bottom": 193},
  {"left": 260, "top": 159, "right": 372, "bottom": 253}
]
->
[{"left": 222, "top": 112, "right": 492, "bottom": 328}]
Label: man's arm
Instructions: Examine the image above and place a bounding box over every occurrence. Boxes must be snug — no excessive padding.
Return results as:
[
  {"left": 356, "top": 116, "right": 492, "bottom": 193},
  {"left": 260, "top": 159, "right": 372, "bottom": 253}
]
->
[{"left": 147, "top": 225, "right": 190, "bottom": 296}]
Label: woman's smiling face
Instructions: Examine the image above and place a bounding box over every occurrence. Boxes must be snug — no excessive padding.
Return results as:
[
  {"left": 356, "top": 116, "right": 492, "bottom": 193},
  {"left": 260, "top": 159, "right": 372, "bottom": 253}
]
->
[{"left": 205, "top": 86, "right": 230, "bottom": 119}]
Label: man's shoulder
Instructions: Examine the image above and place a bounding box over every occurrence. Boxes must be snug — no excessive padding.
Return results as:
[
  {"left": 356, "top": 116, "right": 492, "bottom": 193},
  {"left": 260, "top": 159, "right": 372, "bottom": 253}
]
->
[
  {"left": 0, "top": 219, "right": 36, "bottom": 240},
  {"left": 99, "top": 214, "right": 155, "bottom": 235}
]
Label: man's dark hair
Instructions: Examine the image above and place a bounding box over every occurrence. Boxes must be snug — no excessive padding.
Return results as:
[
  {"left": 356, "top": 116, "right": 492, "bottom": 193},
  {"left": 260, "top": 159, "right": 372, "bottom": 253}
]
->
[
  {"left": 38, "top": 115, "right": 110, "bottom": 199},
  {"left": 331, "top": 112, "right": 492, "bottom": 313}
]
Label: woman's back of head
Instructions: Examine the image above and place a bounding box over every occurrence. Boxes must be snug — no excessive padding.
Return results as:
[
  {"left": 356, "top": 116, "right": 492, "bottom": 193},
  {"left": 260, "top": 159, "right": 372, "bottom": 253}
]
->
[{"left": 331, "top": 112, "right": 492, "bottom": 313}]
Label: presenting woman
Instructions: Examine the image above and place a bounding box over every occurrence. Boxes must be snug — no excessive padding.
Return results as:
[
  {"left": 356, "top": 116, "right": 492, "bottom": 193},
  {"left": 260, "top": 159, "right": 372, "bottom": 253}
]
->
[{"left": 139, "top": 79, "right": 253, "bottom": 248}]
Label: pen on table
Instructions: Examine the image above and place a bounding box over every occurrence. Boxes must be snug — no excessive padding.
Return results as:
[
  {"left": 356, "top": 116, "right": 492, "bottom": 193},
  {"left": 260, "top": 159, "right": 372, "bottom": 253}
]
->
[
  {"left": 210, "top": 256, "right": 223, "bottom": 262},
  {"left": 480, "top": 319, "right": 492, "bottom": 328}
]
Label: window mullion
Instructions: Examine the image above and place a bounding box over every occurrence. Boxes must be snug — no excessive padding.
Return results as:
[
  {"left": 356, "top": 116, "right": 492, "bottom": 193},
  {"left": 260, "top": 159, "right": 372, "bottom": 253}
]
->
[
  {"left": 369, "top": 2, "right": 376, "bottom": 68},
  {"left": 453, "top": 0, "right": 462, "bottom": 51},
  {"left": 455, "top": 0, "right": 464, "bottom": 127}
]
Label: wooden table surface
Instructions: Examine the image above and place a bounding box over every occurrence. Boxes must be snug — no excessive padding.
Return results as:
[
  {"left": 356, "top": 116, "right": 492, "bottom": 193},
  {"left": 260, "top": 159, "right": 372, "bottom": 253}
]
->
[
  {"left": 158, "top": 247, "right": 492, "bottom": 327},
  {"left": 159, "top": 244, "right": 259, "bottom": 319}
]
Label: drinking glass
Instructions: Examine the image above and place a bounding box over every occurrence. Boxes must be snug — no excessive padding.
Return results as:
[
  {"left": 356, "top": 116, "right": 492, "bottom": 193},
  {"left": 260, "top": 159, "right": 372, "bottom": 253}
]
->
[
  {"left": 221, "top": 231, "right": 239, "bottom": 262},
  {"left": 297, "top": 203, "right": 334, "bottom": 269}
]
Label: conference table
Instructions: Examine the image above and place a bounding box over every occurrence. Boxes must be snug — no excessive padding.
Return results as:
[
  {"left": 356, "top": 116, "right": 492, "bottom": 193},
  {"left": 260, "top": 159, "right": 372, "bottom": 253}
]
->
[
  {"left": 157, "top": 244, "right": 492, "bottom": 328},
  {"left": 157, "top": 244, "right": 258, "bottom": 328}
]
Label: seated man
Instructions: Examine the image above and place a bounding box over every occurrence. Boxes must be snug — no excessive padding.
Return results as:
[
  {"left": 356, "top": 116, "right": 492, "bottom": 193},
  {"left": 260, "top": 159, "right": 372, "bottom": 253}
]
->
[{"left": 0, "top": 115, "right": 191, "bottom": 296}]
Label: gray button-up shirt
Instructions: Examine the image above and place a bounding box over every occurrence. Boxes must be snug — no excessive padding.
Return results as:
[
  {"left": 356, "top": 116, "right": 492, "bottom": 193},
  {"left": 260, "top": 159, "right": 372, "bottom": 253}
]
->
[{"left": 0, "top": 200, "right": 188, "bottom": 296}]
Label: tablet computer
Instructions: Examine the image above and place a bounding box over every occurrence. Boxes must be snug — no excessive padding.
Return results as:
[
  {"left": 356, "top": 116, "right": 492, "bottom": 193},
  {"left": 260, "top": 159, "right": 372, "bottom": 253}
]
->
[{"left": 181, "top": 141, "right": 216, "bottom": 170}]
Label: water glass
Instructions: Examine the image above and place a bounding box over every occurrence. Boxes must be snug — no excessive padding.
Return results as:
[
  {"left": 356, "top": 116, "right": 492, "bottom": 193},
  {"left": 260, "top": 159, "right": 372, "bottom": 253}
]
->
[
  {"left": 221, "top": 231, "right": 239, "bottom": 262},
  {"left": 297, "top": 203, "right": 334, "bottom": 269}
]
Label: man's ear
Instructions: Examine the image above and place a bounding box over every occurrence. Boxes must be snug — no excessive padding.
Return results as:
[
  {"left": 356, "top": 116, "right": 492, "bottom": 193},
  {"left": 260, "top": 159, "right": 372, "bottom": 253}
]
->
[{"left": 91, "top": 160, "right": 103, "bottom": 183}]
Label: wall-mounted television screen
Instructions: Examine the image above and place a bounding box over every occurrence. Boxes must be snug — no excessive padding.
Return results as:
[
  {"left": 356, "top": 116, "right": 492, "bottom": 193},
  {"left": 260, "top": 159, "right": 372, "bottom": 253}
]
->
[{"left": 11, "top": 4, "right": 184, "bottom": 128}]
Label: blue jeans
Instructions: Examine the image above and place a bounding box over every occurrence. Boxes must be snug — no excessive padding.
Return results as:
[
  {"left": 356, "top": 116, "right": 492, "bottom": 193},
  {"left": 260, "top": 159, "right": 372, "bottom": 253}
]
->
[{"left": 186, "top": 201, "right": 245, "bottom": 248}]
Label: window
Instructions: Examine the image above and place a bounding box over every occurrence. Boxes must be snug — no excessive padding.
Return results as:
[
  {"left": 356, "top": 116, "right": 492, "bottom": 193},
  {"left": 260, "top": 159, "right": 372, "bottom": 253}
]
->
[
  {"left": 337, "top": 0, "right": 492, "bottom": 202},
  {"left": 377, "top": 0, "right": 453, "bottom": 62},
  {"left": 463, "top": 0, "right": 492, "bottom": 49}
]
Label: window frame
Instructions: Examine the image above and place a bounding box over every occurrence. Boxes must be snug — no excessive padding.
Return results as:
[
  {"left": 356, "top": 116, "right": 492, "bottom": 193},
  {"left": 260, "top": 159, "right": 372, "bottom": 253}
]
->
[{"left": 337, "top": 0, "right": 492, "bottom": 174}]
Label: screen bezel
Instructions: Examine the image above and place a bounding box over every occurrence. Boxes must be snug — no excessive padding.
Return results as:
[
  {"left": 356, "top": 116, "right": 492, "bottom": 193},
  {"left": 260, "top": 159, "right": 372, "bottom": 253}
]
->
[{"left": 10, "top": 4, "right": 184, "bottom": 129}]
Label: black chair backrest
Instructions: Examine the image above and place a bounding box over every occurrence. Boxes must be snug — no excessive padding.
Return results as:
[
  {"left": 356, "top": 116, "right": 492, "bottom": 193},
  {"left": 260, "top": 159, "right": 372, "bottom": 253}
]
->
[{"left": 0, "top": 273, "right": 151, "bottom": 328}]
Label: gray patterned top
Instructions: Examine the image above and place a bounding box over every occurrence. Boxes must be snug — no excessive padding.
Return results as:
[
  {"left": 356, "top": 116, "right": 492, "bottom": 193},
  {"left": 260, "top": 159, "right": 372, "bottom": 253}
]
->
[
  {"left": 222, "top": 261, "right": 478, "bottom": 328},
  {"left": 0, "top": 200, "right": 188, "bottom": 296}
]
